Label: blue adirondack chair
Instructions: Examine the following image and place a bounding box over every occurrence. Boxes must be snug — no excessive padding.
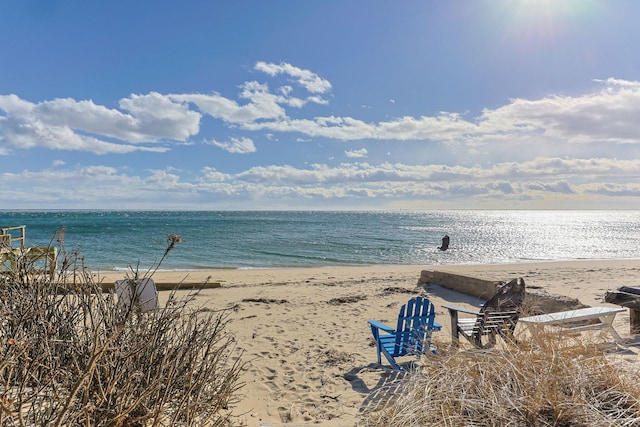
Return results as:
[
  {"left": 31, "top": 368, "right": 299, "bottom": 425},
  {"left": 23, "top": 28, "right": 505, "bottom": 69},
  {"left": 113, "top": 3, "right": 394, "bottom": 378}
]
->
[{"left": 368, "top": 296, "right": 442, "bottom": 370}]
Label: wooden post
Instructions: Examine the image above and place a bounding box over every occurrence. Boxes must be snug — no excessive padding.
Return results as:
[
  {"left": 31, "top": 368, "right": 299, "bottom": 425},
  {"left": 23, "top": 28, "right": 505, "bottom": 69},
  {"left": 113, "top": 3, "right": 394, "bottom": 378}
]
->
[
  {"left": 447, "top": 307, "right": 460, "bottom": 347},
  {"left": 630, "top": 309, "right": 640, "bottom": 335}
]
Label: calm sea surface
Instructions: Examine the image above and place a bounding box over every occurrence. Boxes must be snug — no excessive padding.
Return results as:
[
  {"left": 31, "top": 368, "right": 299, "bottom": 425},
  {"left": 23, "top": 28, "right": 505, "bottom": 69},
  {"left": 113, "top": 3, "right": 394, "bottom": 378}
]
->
[{"left": 1, "top": 210, "right": 639, "bottom": 272}]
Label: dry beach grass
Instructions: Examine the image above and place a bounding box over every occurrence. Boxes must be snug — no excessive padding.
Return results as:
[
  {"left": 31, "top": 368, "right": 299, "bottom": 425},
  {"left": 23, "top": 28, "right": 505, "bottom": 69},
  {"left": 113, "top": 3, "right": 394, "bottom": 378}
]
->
[
  {"left": 0, "top": 237, "right": 244, "bottom": 426},
  {"left": 363, "top": 336, "right": 640, "bottom": 426}
]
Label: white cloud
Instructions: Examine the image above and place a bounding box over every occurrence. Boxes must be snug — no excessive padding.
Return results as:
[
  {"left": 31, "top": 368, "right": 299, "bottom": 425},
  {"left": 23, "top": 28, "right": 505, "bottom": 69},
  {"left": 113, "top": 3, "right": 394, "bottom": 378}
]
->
[
  {"left": 3, "top": 62, "right": 640, "bottom": 210},
  {"left": 242, "top": 115, "right": 378, "bottom": 140},
  {"left": 0, "top": 93, "right": 196, "bottom": 154},
  {"left": 254, "top": 61, "right": 332, "bottom": 94},
  {"left": 0, "top": 94, "right": 34, "bottom": 113},
  {"left": 0, "top": 111, "right": 167, "bottom": 154},
  {"left": 7, "top": 62, "right": 640, "bottom": 163},
  {"left": 345, "top": 148, "right": 368, "bottom": 158},
  {"left": 170, "top": 83, "right": 286, "bottom": 125},
  {"left": 1, "top": 93, "right": 201, "bottom": 143},
  {"left": 210, "top": 136, "right": 256, "bottom": 154},
  {"left": 117, "top": 92, "right": 201, "bottom": 141},
  {"left": 226, "top": 76, "right": 640, "bottom": 154},
  {"left": 476, "top": 79, "right": 640, "bottom": 145},
  {"left": 146, "top": 169, "right": 181, "bottom": 187},
  {"left": 199, "top": 167, "right": 229, "bottom": 182},
  {"left": 2, "top": 156, "right": 640, "bottom": 209}
]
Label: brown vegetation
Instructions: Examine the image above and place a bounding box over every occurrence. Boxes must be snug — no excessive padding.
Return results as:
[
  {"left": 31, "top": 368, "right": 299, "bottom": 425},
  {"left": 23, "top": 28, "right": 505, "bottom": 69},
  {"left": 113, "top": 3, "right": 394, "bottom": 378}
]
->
[
  {"left": 363, "top": 334, "right": 640, "bottom": 426},
  {"left": 0, "top": 231, "right": 244, "bottom": 426}
]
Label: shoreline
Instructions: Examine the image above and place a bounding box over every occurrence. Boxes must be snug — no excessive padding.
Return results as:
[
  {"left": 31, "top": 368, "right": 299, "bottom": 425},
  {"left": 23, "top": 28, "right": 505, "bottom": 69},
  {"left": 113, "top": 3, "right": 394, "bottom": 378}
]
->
[
  {"left": 96, "top": 258, "right": 640, "bottom": 302},
  {"left": 96, "top": 257, "right": 640, "bottom": 272},
  {"left": 97, "top": 259, "right": 640, "bottom": 426}
]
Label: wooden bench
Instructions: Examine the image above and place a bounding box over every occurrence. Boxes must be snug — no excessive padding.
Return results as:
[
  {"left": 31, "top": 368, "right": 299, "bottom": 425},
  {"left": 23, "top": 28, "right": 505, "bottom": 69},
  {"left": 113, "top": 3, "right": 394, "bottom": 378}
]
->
[{"left": 519, "top": 306, "right": 625, "bottom": 344}]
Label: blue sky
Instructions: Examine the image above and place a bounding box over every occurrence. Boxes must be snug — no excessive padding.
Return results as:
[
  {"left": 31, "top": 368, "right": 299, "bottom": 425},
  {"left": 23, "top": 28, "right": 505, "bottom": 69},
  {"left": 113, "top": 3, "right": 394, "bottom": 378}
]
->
[{"left": 2, "top": 0, "right": 640, "bottom": 210}]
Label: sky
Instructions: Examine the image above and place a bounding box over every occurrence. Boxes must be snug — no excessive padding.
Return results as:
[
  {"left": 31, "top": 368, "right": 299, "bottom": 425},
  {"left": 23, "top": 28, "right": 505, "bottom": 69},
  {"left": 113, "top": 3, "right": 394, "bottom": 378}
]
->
[{"left": 2, "top": 0, "right": 640, "bottom": 210}]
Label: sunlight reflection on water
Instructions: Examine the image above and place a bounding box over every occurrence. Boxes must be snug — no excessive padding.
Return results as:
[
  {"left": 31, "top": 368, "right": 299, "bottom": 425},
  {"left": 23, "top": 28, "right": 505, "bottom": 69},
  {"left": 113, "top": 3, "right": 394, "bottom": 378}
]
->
[{"left": 2, "top": 210, "right": 639, "bottom": 270}]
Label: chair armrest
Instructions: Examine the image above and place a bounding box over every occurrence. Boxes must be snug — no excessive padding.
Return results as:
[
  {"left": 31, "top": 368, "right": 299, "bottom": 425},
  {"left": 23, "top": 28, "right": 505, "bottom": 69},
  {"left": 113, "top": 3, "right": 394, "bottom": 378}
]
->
[
  {"left": 369, "top": 319, "right": 442, "bottom": 331},
  {"left": 368, "top": 319, "right": 395, "bottom": 333},
  {"left": 442, "top": 304, "right": 481, "bottom": 316}
]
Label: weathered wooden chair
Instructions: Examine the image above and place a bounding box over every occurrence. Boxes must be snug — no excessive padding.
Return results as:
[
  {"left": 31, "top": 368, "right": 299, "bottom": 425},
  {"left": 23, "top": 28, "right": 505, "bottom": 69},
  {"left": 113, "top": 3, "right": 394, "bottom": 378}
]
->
[
  {"left": 368, "top": 296, "right": 442, "bottom": 370},
  {"left": 443, "top": 278, "right": 526, "bottom": 348},
  {"left": 605, "top": 286, "right": 640, "bottom": 333}
]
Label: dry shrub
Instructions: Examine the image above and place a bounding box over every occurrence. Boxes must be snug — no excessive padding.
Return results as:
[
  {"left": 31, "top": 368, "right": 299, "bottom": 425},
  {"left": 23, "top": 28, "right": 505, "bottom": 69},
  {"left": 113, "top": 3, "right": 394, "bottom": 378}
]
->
[
  {"left": 364, "top": 335, "right": 640, "bottom": 426},
  {"left": 0, "top": 232, "right": 244, "bottom": 426}
]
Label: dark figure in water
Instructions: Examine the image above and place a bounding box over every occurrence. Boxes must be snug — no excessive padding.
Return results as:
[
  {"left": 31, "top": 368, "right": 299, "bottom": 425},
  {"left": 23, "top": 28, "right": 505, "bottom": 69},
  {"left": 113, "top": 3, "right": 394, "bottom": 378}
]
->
[{"left": 438, "top": 235, "right": 450, "bottom": 251}]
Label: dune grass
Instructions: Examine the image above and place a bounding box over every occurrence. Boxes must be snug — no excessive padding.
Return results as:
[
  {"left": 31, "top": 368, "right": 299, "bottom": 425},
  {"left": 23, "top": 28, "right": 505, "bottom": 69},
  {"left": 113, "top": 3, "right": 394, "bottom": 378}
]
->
[
  {"left": 0, "top": 231, "right": 244, "bottom": 426},
  {"left": 363, "top": 334, "right": 640, "bottom": 426}
]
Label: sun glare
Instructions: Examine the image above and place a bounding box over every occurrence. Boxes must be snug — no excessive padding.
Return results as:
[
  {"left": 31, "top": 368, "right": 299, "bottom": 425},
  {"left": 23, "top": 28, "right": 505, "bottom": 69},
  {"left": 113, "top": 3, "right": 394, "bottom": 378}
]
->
[{"left": 500, "top": 0, "right": 598, "bottom": 47}]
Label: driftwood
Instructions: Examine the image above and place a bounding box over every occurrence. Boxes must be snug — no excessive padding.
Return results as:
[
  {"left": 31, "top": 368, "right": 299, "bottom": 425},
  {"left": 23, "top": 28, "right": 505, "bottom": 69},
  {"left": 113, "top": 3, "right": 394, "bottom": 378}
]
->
[
  {"left": 102, "top": 281, "right": 222, "bottom": 292},
  {"left": 419, "top": 270, "right": 501, "bottom": 299}
]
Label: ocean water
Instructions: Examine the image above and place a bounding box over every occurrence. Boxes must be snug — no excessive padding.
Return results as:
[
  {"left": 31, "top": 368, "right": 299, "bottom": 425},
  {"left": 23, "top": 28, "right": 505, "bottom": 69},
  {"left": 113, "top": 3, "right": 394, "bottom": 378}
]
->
[{"left": 1, "top": 210, "right": 639, "bottom": 272}]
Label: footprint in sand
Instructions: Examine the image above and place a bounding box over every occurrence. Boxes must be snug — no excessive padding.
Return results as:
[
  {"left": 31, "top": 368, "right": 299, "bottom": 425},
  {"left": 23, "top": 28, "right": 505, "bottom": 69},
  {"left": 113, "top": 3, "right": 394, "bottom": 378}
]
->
[{"left": 263, "top": 366, "right": 277, "bottom": 381}]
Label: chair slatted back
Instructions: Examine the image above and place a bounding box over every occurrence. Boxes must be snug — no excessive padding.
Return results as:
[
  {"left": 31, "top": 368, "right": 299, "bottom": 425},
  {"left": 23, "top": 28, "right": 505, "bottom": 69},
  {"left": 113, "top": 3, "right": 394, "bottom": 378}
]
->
[
  {"left": 473, "top": 278, "right": 525, "bottom": 343},
  {"left": 393, "top": 296, "right": 436, "bottom": 357}
]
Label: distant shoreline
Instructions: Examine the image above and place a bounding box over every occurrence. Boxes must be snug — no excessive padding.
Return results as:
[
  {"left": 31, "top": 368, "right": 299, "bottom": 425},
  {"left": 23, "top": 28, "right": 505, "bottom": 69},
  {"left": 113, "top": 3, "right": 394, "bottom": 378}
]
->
[
  {"left": 95, "top": 258, "right": 640, "bottom": 291},
  {"left": 93, "top": 257, "right": 640, "bottom": 273}
]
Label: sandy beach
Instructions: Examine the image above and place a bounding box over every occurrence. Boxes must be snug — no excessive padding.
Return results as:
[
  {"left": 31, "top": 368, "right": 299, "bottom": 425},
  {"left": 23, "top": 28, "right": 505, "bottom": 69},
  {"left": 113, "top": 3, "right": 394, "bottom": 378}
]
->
[{"left": 98, "top": 260, "right": 640, "bottom": 427}]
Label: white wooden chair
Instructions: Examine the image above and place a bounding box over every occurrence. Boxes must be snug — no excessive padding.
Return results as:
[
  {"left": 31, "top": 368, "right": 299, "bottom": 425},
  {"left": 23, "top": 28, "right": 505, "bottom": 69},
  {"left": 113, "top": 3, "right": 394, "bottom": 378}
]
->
[{"left": 115, "top": 278, "right": 159, "bottom": 313}]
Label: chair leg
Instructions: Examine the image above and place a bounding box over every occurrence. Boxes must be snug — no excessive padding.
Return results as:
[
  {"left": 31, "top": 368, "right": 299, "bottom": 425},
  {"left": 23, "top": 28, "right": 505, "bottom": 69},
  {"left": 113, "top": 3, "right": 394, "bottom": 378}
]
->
[
  {"left": 447, "top": 308, "right": 460, "bottom": 348},
  {"left": 473, "top": 331, "right": 497, "bottom": 349},
  {"left": 370, "top": 326, "right": 382, "bottom": 365},
  {"left": 498, "top": 328, "right": 519, "bottom": 346},
  {"left": 487, "top": 331, "right": 497, "bottom": 347}
]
